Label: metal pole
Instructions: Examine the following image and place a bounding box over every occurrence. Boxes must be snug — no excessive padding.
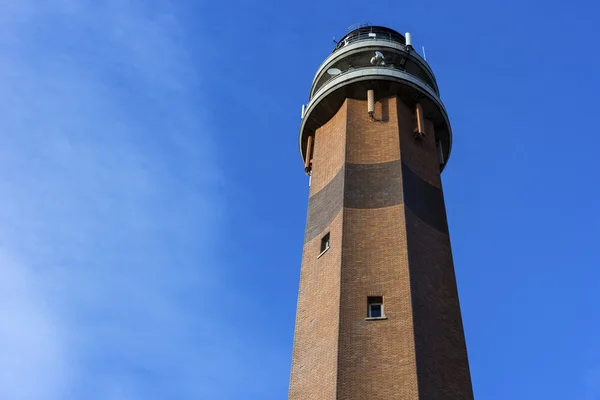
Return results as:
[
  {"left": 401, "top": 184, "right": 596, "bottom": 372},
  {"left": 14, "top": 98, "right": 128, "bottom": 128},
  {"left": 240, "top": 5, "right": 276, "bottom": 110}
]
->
[
  {"left": 304, "top": 135, "right": 313, "bottom": 173},
  {"left": 416, "top": 103, "right": 424, "bottom": 136}
]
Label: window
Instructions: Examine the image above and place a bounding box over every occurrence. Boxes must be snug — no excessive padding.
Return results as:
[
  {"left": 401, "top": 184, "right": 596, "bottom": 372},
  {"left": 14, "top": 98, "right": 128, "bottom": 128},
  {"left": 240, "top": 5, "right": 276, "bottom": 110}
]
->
[
  {"left": 367, "top": 296, "right": 384, "bottom": 319},
  {"left": 320, "top": 232, "right": 330, "bottom": 254}
]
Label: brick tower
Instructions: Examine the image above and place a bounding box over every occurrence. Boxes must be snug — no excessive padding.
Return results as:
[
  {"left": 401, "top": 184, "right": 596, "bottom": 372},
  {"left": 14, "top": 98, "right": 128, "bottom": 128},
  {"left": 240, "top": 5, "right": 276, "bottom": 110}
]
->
[{"left": 289, "top": 25, "right": 474, "bottom": 399}]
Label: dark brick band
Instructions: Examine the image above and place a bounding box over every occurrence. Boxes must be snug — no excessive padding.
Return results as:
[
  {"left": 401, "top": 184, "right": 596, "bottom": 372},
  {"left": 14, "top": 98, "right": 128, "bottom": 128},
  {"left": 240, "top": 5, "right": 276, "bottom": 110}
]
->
[
  {"left": 304, "top": 160, "right": 448, "bottom": 242},
  {"left": 305, "top": 167, "right": 345, "bottom": 242},
  {"left": 402, "top": 162, "right": 449, "bottom": 234},
  {"left": 344, "top": 160, "right": 404, "bottom": 209}
]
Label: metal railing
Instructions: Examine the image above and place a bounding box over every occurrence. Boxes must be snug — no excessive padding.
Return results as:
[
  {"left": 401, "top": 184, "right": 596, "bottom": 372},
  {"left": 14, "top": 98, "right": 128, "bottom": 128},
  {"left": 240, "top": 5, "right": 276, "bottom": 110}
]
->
[
  {"left": 333, "top": 31, "right": 406, "bottom": 53},
  {"left": 346, "top": 22, "right": 372, "bottom": 32},
  {"left": 311, "top": 61, "right": 437, "bottom": 100},
  {"left": 308, "top": 65, "right": 439, "bottom": 106}
]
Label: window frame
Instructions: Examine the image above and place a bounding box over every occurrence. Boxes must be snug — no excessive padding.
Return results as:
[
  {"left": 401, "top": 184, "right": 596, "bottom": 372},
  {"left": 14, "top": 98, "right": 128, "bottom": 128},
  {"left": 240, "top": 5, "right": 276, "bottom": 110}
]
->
[
  {"left": 366, "top": 296, "right": 387, "bottom": 320},
  {"left": 318, "top": 232, "right": 331, "bottom": 258},
  {"left": 368, "top": 303, "right": 383, "bottom": 318}
]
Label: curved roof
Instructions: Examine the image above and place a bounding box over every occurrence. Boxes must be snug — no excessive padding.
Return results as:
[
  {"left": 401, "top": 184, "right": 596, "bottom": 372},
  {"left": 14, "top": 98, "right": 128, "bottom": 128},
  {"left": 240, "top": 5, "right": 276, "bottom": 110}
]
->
[{"left": 333, "top": 25, "right": 406, "bottom": 53}]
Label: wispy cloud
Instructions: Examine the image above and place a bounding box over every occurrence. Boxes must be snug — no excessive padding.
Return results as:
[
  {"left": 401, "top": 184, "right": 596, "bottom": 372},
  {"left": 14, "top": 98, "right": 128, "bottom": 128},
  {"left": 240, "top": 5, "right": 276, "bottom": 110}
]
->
[{"left": 0, "top": 1, "right": 227, "bottom": 398}]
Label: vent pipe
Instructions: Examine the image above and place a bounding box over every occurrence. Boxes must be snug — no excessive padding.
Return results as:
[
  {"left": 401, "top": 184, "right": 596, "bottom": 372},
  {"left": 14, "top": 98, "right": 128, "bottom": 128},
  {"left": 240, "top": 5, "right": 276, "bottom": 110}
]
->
[
  {"left": 415, "top": 103, "right": 425, "bottom": 139},
  {"left": 437, "top": 141, "right": 445, "bottom": 164},
  {"left": 367, "top": 89, "right": 375, "bottom": 117},
  {"left": 304, "top": 135, "right": 313, "bottom": 174},
  {"left": 405, "top": 32, "right": 412, "bottom": 48}
]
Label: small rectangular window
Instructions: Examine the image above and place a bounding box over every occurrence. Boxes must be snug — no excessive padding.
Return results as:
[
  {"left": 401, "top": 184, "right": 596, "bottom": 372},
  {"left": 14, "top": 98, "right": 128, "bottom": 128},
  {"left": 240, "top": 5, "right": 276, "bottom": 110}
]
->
[
  {"left": 367, "top": 296, "right": 384, "bottom": 319},
  {"left": 320, "top": 232, "right": 330, "bottom": 254}
]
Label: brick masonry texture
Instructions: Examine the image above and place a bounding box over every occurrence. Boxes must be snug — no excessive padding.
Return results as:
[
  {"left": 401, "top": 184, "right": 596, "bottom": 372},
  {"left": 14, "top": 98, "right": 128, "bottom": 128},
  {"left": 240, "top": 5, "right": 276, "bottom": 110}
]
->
[
  {"left": 346, "top": 96, "right": 400, "bottom": 164},
  {"left": 309, "top": 100, "right": 347, "bottom": 196},
  {"left": 398, "top": 96, "right": 474, "bottom": 399},
  {"left": 289, "top": 211, "right": 343, "bottom": 400},
  {"left": 344, "top": 160, "right": 403, "bottom": 209},
  {"left": 304, "top": 166, "right": 344, "bottom": 242},
  {"left": 405, "top": 208, "right": 473, "bottom": 399},
  {"left": 338, "top": 205, "right": 419, "bottom": 399},
  {"left": 289, "top": 95, "right": 473, "bottom": 399},
  {"left": 401, "top": 162, "right": 448, "bottom": 234},
  {"left": 289, "top": 99, "right": 348, "bottom": 400},
  {"left": 396, "top": 101, "right": 441, "bottom": 188},
  {"left": 305, "top": 159, "right": 405, "bottom": 243}
]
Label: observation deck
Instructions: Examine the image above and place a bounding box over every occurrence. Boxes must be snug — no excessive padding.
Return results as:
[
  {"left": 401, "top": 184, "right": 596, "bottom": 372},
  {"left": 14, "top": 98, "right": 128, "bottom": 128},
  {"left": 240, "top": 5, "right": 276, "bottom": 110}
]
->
[{"left": 299, "top": 25, "right": 453, "bottom": 170}]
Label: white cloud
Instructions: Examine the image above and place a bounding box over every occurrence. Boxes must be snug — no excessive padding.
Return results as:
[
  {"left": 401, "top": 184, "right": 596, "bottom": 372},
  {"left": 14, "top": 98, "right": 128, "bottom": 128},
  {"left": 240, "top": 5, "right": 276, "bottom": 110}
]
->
[
  {"left": 0, "top": 1, "right": 225, "bottom": 399},
  {"left": 0, "top": 251, "right": 70, "bottom": 400}
]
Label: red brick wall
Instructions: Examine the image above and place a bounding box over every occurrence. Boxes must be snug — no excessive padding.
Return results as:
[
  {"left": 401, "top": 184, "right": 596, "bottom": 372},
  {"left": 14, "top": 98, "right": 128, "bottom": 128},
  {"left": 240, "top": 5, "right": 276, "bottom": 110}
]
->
[
  {"left": 310, "top": 100, "right": 347, "bottom": 196},
  {"left": 399, "top": 105, "right": 474, "bottom": 399},
  {"left": 346, "top": 97, "right": 400, "bottom": 164},
  {"left": 338, "top": 206, "right": 420, "bottom": 399},
  {"left": 290, "top": 95, "right": 473, "bottom": 400},
  {"left": 289, "top": 101, "right": 348, "bottom": 400},
  {"left": 289, "top": 210, "right": 343, "bottom": 400}
]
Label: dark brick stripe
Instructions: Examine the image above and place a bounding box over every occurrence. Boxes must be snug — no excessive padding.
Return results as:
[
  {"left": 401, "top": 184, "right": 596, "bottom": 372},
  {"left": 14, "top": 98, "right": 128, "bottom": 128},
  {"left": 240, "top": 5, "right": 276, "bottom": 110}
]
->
[
  {"left": 305, "top": 167, "right": 345, "bottom": 242},
  {"left": 344, "top": 160, "right": 403, "bottom": 209},
  {"left": 305, "top": 160, "right": 448, "bottom": 242},
  {"left": 402, "top": 162, "right": 449, "bottom": 234}
]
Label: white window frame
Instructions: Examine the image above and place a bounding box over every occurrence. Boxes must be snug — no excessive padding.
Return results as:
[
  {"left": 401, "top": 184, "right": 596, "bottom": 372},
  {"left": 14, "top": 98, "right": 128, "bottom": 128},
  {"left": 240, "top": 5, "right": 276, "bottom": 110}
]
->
[
  {"left": 366, "top": 296, "right": 387, "bottom": 320},
  {"left": 318, "top": 233, "right": 330, "bottom": 258},
  {"left": 368, "top": 302, "right": 384, "bottom": 318}
]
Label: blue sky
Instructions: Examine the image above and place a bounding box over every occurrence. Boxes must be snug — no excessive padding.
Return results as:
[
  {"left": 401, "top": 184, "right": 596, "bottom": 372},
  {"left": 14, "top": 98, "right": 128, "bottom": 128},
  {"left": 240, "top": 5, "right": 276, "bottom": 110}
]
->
[{"left": 0, "top": 0, "right": 598, "bottom": 399}]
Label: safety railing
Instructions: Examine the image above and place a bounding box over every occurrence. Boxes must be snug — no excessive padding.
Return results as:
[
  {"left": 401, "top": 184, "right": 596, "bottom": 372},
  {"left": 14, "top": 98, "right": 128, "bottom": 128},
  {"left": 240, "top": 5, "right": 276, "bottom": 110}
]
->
[
  {"left": 311, "top": 63, "right": 436, "bottom": 101},
  {"left": 333, "top": 31, "right": 406, "bottom": 53}
]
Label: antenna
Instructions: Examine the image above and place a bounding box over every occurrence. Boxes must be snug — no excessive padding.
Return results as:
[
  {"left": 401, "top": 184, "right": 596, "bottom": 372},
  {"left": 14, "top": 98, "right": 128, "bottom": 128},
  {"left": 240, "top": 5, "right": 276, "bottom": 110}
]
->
[
  {"left": 422, "top": 46, "right": 427, "bottom": 61},
  {"left": 347, "top": 22, "right": 371, "bottom": 32}
]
